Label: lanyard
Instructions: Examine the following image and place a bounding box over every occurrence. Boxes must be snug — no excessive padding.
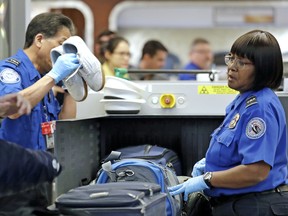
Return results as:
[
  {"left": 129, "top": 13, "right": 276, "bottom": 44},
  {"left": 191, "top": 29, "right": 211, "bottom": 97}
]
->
[{"left": 42, "top": 90, "right": 52, "bottom": 122}]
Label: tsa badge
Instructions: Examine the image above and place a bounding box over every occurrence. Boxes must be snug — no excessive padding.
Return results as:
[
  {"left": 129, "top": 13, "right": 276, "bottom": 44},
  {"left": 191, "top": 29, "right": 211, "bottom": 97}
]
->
[
  {"left": 246, "top": 117, "right": 266, "bottom": 139},
  {"left": 41, "top": 121, "right": 56, "bottom": 149},
  {"left": 229, "top": 113, "right": 240, "bottom": 129}
]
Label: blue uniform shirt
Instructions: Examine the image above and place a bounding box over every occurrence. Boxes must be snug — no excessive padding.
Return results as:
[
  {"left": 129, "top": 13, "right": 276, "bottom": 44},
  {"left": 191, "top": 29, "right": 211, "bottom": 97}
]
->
[
  {"left": 0, "top": 50, "right": 61, "bottom": 150},
  {"left": 205, "top": 88, "right": 288, "bottom": 197}
]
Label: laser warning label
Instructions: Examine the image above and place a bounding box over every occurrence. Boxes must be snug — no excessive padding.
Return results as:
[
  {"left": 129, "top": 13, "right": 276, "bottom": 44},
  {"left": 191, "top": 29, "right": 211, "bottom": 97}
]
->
[{"left": 198, "top": 85, "right": 238, "bottom": 94}]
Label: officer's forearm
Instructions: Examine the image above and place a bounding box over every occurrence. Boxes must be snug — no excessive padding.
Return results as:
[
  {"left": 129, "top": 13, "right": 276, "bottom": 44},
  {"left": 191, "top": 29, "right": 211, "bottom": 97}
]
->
[
  {"left": 17, "top": 76, "right": 55, "bottom": 110},
  {"left": 210, "top": 161, "right": 270, "bottom": 188}
]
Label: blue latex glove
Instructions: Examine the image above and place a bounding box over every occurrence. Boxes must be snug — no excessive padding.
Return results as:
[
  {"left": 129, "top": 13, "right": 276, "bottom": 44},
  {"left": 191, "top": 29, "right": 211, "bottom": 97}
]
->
[
  {"left": 168, "top": 175, "right": 209, "bottom": 201},
  {"left": 47, "top": 53, "right": 80, "bottom": 84},
  {"left": 191, "top": 158, "right": 206, "bottom": 177}
]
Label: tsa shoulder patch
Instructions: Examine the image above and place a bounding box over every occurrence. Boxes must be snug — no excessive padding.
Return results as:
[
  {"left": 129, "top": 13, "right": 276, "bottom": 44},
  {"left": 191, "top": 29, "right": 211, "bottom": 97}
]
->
[
  {"left": 246, "top": 96, "right": 257, "bottom": 108},
  {"left": 246, "top": 117, "right": 266, "bottom": 139},
  {"left": 0, "top": 68, "right": 21, "bottom": 84}
]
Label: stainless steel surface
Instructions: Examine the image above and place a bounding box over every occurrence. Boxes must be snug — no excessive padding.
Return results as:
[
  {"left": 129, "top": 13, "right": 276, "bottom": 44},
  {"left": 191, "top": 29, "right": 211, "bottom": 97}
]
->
[
  {"left": 127, "top": 69, "right": 219, "bottom": 74},
  {"left": 77, "top": 81, "right": 288, "bottom": 119},
  {"left": 8, "top": 0, "right": 30, "bottom": 55},
  {"left": 77, "top": 81, "right": 238, "bottom": 119}
]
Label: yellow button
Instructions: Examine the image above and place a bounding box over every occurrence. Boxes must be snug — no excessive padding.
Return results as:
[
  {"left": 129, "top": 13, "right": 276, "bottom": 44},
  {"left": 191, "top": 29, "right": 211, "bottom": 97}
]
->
[{"left": 160, "top": 94, "right": 176, "bottom": 108}]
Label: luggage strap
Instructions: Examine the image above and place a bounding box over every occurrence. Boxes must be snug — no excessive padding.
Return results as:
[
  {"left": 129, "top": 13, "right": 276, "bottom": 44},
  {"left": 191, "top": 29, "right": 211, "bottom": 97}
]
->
[
  {"left": 102, "top": 161, "right": 117, "bottom": 182},
  {"left": 102, "top": 151, "right": 122, "bottom": 163}
]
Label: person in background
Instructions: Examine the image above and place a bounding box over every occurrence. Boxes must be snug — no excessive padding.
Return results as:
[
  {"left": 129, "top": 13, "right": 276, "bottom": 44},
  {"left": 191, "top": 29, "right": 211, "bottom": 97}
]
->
[
  {"left": 0, "top": 93, "right": 61, "bottom": 216},
  {"left": 163, "top": 52, "right": 181, "bottom": 70},
  {"left": 179, "top": 38, "right": 213, "bottom": 80},
  {"left": 0, "top": 12, "right": 79, "bottom": 151},
  {"left": 134, "top": 40, "right": 168, "bottom": 80},
  {"left": 169, "top": 30, "right": 288, "bottom": 216},
  {"left": 102, "top": 36, "right": 131, "bottom": 77},
  {"left": 162, "top": 52, "right": 182, "bottom": 81},
  {"left": 94, "top": 29, "right": 116, "bottom": 64}
]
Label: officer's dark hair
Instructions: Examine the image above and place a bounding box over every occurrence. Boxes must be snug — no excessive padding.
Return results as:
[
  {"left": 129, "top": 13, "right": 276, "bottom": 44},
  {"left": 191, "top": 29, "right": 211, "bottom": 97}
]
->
[
  {"left": 24, "top": 12, "right": 74, "bottom": 48},
  {"left": 141, "top": 40, "right": 168, "bottom": 60},
  {"left": 230, "top": 29, "right": 283, "bottom": 90}
]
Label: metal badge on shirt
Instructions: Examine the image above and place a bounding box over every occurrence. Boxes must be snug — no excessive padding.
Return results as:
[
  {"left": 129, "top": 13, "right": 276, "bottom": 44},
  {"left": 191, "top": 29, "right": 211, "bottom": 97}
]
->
[
  {"left": 0, "top": 68, "right": 21, "bottom": 83},
  {"left": 246, "top": 117, "right": 266, "bottom": 139},
  {"left": 229, "top": 113, "right": 240, "bottom": 129}
]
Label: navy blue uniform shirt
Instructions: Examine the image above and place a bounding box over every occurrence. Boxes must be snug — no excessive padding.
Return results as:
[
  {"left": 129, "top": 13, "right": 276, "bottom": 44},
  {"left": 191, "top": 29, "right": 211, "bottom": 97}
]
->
[
  {"left": 0, "top": 50, "right": 60, "bottom": 150},
  {"left": 205, "top": 88, "right": 288, "bottom": 197}
]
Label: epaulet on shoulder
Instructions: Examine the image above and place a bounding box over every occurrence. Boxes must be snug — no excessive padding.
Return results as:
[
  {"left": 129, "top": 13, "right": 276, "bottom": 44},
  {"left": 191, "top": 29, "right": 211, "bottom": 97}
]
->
[
  {"left": 5, "top": 58, "right": 21, "bottom": 67},
  {"left": 246, "top": 95, "right": 257, "bottom": 108}
]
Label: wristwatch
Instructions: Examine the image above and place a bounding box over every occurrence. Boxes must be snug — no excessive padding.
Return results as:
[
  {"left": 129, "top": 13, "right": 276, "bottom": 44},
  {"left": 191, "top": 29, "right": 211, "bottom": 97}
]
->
[{"left": 203, "top": 172, "right": 213, "bottom": 188}]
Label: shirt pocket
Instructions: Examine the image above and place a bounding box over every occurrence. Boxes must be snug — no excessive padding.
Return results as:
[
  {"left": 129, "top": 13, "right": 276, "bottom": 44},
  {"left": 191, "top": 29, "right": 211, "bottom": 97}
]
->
[
  {"left": 217, "top": 129, "right": 234, "bottom": 147},
  {"left": 217, "top": 129, "right": 239, "bottom": 166}
]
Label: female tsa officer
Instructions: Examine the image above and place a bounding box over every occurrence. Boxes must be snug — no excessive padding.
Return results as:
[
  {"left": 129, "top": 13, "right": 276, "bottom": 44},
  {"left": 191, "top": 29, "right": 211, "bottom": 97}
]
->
[{"left": 169, "top": 30, "right": 288, "bottom": 216}]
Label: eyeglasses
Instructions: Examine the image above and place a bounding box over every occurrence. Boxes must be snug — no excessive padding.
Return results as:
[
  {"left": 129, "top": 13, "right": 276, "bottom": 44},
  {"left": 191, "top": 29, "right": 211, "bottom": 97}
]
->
[
  {"left": 113, "top": 52, "right": 131, "bottom": 57},
  {"left": 224, "top": 54, "right": 253, "bottom": 70}
]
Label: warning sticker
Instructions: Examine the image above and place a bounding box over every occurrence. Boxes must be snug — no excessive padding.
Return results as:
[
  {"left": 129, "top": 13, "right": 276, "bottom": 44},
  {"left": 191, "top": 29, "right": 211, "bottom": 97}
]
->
[{"left": 198, "top": 85, "right": 238, "bottom": 94}]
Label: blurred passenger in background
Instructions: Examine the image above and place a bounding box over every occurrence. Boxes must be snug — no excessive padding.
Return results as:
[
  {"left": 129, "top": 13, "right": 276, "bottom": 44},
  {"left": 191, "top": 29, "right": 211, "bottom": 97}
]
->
[
  {"left": 94, "top": 30, "right": 116, "bottom": 64},
  {"left": 133, "top": 40, "right": 168, "bottom": 80},
  {"left": 163, "top": 52, "right": 181, "bottom": 70},
  {"left": 179, "top": 38, "right": 214, "bottom": 80},
  {"left": 102, "top": 36, "right": 131, "bottom": 77}
]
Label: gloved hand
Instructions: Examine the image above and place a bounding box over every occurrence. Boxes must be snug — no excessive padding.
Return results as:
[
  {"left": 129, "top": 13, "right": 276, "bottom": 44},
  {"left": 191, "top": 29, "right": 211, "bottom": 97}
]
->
[
  {"left": 191, "top": 158, "right": 206, "bottom": 177},
  {"left": 47, "top": 53, "right": 80, "bottom": 84},
  {"left": 168, "top": 175, "right": 209, "bottom": 201}
]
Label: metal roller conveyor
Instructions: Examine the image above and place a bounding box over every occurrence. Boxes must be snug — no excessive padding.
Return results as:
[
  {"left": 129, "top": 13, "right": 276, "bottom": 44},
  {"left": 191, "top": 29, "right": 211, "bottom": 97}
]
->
[{"left": 123, "top": 69, "right": 220, "bottom": 81}]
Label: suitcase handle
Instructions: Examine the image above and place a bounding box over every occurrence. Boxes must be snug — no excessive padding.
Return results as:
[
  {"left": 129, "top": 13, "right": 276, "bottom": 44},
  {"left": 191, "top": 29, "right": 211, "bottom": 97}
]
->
[{"left": 89, "top": 192, "right": 109, "bottom": 198}]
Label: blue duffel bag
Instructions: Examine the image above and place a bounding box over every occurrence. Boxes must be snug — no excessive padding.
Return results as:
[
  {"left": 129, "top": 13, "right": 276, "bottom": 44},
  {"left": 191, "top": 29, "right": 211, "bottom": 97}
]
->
[
  {"left": 105, "top": 144, "right": 182, "bottom": 175},
  {"left": 96, "top": 152, "right": 183, "bottom": 216}
]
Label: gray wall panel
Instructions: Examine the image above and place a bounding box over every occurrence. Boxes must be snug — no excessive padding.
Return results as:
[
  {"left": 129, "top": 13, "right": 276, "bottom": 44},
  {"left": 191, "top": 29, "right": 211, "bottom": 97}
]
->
[{"left": 54, "top": 119, "right": 100, "bottom": 197}]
